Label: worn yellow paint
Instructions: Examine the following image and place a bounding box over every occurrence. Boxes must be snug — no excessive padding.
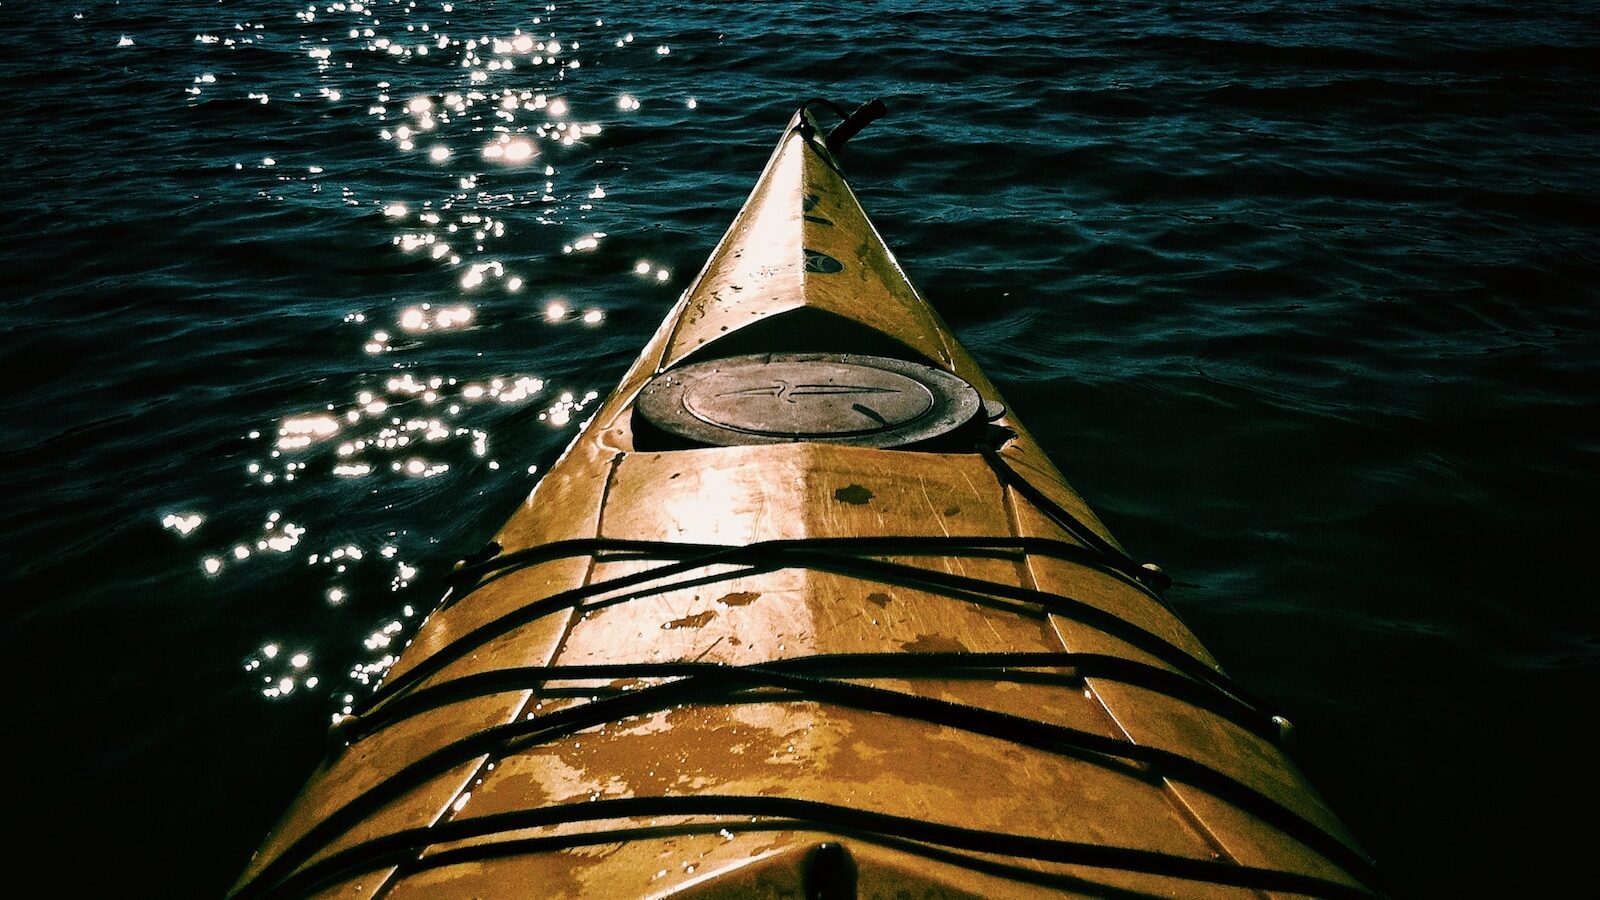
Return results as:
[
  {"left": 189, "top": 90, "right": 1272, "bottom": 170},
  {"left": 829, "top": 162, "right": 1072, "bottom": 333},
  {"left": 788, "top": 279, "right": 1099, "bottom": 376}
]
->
[{"left": 232, "top": 107, "right": 1367, "bottom": 899}]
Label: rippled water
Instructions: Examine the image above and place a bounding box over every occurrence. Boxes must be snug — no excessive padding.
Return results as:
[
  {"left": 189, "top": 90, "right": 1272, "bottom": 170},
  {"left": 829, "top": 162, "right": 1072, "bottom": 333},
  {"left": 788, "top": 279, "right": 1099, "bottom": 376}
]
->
[{"left": 3, "top": 1, "right": 1596, "bottom": 895}]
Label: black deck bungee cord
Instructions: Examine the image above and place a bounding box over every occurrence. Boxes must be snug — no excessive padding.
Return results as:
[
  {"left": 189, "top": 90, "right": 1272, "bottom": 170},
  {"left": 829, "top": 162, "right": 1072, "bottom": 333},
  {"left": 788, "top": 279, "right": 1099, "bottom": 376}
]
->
[
  {"left": 400, "top": 823, "right": 1191, "bottom": 900},
  {"left": 251, "top": 393, "right": 1346, "bottom": 896},
  {"left": 334, "top": 651, "right": 1279, "bottom": 748},
  {"left": 253, "top": 796, "right": 1379, "bottom": 900},
  {"left": 361, "top": 534, "right": 1224, "bottom": 721},
  {"left": 236, "top": 658, "right": 1377, "bottom": 899},
  {"left": 447, "top": 533, "right": 1160, "bottom": 601},
  {"left": 979, "top": 443, "right": 1173, "bottom": 591}
]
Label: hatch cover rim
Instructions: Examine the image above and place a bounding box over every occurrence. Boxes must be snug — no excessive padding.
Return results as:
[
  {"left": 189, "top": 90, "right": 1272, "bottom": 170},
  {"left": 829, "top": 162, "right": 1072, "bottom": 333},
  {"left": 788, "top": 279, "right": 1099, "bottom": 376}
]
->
[{"left": 636, "top": 352, "right": 983, "bottom": 449}]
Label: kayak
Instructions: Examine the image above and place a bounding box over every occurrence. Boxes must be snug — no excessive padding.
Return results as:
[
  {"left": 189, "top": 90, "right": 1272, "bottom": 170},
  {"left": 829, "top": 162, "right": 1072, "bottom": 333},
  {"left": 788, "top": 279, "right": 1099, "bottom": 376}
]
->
[{"left": 232, "top": 100, "right": 1377, "bottom": 899}]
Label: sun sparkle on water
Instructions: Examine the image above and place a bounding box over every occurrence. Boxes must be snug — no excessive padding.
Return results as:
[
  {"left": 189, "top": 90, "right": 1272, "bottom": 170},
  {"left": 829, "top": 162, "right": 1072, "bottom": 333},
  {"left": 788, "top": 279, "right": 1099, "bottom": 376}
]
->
[{"left": 158, "top": 0, "right": 682, "bottom": 709}]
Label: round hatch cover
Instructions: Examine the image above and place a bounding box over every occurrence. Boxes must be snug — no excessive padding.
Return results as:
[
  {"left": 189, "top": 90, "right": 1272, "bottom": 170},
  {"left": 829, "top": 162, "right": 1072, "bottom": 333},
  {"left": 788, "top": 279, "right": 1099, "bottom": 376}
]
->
[{"left": 637, "top": 353, "right": 982, "bottom": 448}]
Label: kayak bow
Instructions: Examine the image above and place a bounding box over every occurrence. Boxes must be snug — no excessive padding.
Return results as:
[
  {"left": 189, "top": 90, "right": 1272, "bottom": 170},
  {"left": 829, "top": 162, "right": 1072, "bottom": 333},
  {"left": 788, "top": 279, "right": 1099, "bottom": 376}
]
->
[{"left": 233, "top": 102, "right": 1375, "bottom": 899}]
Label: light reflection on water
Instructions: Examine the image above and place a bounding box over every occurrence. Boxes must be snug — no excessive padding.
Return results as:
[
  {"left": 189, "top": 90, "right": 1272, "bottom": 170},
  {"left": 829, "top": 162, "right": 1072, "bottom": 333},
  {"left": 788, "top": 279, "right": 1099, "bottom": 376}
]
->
[{"left": 162, "top": 0, "right": 679, "bottom": 712}]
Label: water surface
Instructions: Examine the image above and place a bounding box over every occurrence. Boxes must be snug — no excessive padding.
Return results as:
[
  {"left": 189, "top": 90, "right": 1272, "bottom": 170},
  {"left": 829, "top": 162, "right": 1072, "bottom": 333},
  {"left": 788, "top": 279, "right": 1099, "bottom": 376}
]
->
[{"left": 2, "top": 1, "right": 1597, "bottom": 895}]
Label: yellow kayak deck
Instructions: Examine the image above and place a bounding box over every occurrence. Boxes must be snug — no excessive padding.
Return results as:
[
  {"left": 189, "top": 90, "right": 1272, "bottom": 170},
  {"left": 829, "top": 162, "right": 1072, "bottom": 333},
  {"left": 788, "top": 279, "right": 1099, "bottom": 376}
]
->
[{"left": 233, "top": 103, "right": 1375, "bottom": 899}]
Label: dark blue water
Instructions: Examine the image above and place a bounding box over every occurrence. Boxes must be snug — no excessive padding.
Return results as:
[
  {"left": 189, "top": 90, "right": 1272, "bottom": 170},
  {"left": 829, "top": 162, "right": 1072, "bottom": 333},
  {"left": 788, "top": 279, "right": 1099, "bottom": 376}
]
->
[{"left": 3, "top": 1, "right": 1596, "bottom": 895}]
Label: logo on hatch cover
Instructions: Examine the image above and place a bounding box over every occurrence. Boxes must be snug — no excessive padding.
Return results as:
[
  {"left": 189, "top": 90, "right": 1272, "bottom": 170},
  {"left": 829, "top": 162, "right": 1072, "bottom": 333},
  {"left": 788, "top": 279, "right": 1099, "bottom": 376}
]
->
[{"left": 719, "top": 381, "right": 901, "bottom": 404}]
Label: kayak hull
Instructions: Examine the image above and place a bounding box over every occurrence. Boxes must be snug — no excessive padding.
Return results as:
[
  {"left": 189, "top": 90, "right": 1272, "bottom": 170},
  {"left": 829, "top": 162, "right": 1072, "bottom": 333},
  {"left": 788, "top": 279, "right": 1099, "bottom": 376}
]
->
[{"left": 233, "top": 105, "right": 1371, "bottom": 899}]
